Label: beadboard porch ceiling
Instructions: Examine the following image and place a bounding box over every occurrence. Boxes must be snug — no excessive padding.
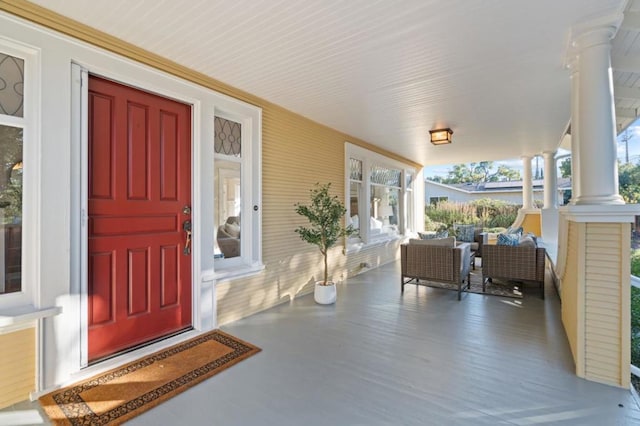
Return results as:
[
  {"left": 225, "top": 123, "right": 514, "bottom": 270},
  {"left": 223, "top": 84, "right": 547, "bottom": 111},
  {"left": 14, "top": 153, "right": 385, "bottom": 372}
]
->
[{"left": 25, "top": 0, "right": 640, "bottom": 166}]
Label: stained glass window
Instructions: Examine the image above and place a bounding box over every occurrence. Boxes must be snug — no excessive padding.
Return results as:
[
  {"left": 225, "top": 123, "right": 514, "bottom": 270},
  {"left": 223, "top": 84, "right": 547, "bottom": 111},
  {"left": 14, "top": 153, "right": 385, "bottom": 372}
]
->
[{"left": 0, "top": 53, "right": 24, "bottom": 118}]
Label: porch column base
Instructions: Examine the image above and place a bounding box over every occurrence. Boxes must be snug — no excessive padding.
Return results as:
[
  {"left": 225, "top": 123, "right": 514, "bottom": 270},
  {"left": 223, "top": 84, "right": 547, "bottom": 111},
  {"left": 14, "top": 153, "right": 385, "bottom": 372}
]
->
[
  {"left": 559, "top": 204, "right": 639, "bottom": 388},
  {"left": 572, "top": 194, "right": 625, "bottom": 206}
]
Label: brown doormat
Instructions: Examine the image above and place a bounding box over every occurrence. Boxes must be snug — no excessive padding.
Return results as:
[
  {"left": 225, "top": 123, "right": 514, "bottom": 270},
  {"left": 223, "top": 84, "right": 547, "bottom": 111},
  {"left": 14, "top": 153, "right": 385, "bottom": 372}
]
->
[{"left": 39, "top": 329, "right": 261, "bottom": 425}]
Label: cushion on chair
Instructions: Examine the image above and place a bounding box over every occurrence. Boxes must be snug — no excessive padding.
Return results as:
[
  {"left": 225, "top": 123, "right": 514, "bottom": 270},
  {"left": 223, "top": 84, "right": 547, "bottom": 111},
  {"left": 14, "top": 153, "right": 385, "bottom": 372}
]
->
[
  {"left": 455, "top": 224, "right": 475, "bottom": 242},
  {"left": 497, "top": 233, "right": 520, "bottom": 246},
  {"left": 418, "top": 230, "right": 448, "bottom": 240},
  {"left": 409, "top": 236, "right": 456, "bottom": 247}
]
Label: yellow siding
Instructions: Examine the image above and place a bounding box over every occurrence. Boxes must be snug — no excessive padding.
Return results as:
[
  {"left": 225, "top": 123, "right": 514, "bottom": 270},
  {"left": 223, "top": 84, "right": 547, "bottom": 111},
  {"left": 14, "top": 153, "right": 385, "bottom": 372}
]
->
[
  {"left": 0, "top": 327, "right": 35, "bottom": 409},
  {"left": 521, "top": 213, "right": 541, "bottom": 236},
  {"left": 217, "top": 103, "right": 412, "bottom": 325},
  {"left": 583, "top": 223, "right": 629, "bottom": 388},
  {"left": 562, "top": 221, "right": 582, "bottom": 368}
]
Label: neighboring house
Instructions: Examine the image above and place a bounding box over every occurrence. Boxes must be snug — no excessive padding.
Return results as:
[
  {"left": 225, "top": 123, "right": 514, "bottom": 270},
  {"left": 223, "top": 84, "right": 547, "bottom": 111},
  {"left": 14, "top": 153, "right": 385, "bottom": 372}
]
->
[{"left": 425, "top": 178, "right": 572, "bottom": 206}]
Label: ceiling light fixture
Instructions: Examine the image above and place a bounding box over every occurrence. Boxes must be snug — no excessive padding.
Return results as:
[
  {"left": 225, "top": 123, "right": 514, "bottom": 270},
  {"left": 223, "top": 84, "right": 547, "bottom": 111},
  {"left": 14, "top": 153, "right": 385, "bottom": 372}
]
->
[{"left": 429, "top": 128, "right": 453, "bottom": 145}]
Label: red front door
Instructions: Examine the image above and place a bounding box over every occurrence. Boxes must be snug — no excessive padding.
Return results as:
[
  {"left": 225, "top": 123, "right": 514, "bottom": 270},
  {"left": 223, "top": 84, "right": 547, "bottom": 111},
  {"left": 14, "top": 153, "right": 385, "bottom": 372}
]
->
[{"left": 88, "top": 75, "right": 192, "bottom": 362}]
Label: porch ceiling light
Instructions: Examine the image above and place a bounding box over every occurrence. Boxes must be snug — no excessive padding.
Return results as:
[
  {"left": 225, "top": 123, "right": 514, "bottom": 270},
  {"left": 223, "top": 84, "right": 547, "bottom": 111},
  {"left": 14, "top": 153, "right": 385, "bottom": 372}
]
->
[{"left": 429, "top": 128, "right": 453, "bottom": 145}]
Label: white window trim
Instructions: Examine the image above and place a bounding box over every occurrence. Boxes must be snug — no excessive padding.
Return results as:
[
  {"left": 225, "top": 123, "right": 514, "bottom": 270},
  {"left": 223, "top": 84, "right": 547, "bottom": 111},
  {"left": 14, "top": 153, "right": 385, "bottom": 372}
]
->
[
  {"left": 0, "top": 38, "right": 40, "bottom": 312},
  {"left": 345, "top": 143, "right": 417, "bottom": 251},
  {"left": 211, "top": 105, "right": 262, "bottom": 279}
]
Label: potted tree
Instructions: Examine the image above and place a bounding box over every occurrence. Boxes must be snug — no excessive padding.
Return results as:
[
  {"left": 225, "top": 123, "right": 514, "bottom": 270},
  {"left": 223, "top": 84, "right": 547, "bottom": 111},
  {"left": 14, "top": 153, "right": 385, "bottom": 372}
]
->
[{"left": 294, "top": 183, "right": 356, "bottom": 304}]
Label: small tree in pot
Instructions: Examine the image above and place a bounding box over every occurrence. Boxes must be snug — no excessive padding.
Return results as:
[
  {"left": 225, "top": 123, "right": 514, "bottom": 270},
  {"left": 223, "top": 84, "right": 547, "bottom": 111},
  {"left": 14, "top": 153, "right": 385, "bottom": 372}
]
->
[{"left": 294, "top": 183, "right": 356, "bottom": 304}]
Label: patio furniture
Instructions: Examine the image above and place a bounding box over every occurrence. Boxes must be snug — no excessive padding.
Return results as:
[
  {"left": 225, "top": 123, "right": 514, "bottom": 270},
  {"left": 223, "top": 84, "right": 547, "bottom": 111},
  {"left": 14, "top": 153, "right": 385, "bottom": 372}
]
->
[
  {"left": 400, "top": 239, "right": 472, "bottom": 300},
  {"left": 481, "top": 244, "right": 546, "bottom": 299},
  {"left": 453, "top": 224, "right": 487, "bottom": 262}
]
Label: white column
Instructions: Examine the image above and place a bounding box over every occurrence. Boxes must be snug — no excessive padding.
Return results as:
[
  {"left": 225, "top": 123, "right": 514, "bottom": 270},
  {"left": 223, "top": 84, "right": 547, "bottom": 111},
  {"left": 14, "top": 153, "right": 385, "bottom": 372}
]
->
[
  {"left": 572, "top": 24, "right": 624, "bottom": 205},
  {"left": 542, "top": 151, "right": 558, "bottom": 209},
  {"left": 521, "top": 156, "right": 534, "bottom": 209},
  {"left": 568, "top": 58, "right": 581, "bottom": 204}
]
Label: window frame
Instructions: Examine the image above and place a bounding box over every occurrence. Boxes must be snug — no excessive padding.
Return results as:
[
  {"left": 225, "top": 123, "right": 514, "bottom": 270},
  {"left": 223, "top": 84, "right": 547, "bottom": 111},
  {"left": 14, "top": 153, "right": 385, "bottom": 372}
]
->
[
  {"left": 0, "top": 39, "right": 40, "bottom": 310},
  {"left": 212, "top": 107, "right": 262, "bottom": 278},
  {"left": 345, "top": 143, "right": 416, "bottom": 249}
]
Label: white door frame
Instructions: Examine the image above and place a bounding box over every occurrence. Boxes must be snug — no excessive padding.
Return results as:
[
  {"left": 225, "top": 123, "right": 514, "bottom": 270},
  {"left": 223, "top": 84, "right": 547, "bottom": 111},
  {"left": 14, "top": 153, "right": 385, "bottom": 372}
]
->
[{"left": 70, "top": 63, "right": 202, "bottom": 369}]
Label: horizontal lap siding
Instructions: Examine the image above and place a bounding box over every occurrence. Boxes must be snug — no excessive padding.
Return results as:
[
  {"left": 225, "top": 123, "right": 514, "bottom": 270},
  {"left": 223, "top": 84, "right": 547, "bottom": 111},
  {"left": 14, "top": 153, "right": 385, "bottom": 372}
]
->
[
  {"left": 0, "top": 328, "right": 35, "bottom": 409},
  {"left": 584, "top": 223, "right": 626, "bottom": 386},
  {"left": 562, "top": 221, "right": 581, "bottom": 364},
  {"left": 217, "top": 106, "right": 412, "bottom": 326},
  {"left": 0, "top": 1, "right": 422, "bottom": 332}
]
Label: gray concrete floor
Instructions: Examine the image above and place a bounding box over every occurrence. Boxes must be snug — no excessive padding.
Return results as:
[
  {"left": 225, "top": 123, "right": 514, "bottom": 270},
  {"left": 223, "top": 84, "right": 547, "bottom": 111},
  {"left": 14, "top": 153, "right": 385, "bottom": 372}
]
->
[{"left": 3, "top": 259, "right": 640, "bottom": 425}]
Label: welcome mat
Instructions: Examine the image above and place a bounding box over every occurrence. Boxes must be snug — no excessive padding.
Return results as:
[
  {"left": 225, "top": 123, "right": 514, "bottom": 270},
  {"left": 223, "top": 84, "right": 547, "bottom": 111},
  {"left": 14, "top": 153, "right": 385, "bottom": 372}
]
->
[
  {"left": 39, "top": 330, "right": 261, "bottom": 425},
  {"left": 411, "top": 268, "right": 523, "bottom": 299}
]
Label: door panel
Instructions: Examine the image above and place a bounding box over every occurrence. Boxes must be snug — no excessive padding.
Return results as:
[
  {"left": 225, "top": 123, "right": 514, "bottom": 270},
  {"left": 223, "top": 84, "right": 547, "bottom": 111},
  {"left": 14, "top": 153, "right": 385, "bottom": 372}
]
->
[{"left": 88, "top": 76, "right": 192, "bottom": 362}]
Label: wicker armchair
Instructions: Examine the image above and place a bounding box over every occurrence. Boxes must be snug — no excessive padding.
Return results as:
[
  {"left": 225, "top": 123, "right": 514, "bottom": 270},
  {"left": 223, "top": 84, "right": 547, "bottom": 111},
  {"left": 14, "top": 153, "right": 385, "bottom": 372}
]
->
[
  {"left": 400, "top": 241, "right": 472, "bottom": 300},
  {"left": 481, "top": 244, "right": 546, "bottom": 299}
]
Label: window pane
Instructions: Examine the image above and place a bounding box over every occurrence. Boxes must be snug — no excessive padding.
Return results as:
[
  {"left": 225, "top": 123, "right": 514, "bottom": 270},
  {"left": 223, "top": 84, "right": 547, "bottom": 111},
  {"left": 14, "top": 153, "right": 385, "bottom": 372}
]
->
[
  {"left": 0, "top": 53, "right": 24, "bottom": 118},
  {"left": 214, "top": 117, "right": 241, "bottom": 157},
  {"left": 371, "top": 185, "right": 399, "bottom": 237},
  {"left": 214, "top": 158, "right": 241, "bottom": 259},
  {"left": 406, "top": 171, "right": 414, "bottom": 189},
  {"left": 349, "top": 158, "right": 362, "bottom": 181},
  {"left": 0, "top": 124, "right": 22, "bottom": 294},
  {"left": 349, "top": 181, "right": 360, "bottom": 232},
  {"left": 370, "top": 165, "right": 401, "bottom": 187}
]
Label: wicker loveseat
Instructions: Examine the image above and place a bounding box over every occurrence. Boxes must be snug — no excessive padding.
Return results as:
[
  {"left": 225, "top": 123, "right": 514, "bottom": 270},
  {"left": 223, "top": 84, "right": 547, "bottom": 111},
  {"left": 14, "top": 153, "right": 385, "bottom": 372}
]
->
[
  {"left": 481, "top": 244, "right": 546, "bottom": 299},
  {"left": 400, "top": 239, "right": 472, "bottom": 300}
]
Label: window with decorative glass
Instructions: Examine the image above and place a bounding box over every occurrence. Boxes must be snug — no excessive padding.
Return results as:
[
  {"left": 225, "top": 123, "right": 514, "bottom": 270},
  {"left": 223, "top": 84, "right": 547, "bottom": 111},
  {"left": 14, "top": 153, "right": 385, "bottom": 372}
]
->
[
  {"left": 0, "top": 51, "right": 24, "bottom": 296},
  {"left": 214, "top": 116, "right": 242, "bottom": 260},
  {"left": 346, "top": 143, "right": 417, "bottom": 246},
  {"left": 370, "top": 164, "right": 401, "bottom": 239},
  {"left": 348, "top": 158, "right": 362, "bottom": 240}
]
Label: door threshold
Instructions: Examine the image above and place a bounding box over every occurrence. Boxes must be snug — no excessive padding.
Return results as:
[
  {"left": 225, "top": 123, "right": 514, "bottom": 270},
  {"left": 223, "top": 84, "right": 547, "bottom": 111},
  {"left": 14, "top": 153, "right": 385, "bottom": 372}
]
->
[{"left": 88, "top": 327, "right": 194, "bottom": 366}]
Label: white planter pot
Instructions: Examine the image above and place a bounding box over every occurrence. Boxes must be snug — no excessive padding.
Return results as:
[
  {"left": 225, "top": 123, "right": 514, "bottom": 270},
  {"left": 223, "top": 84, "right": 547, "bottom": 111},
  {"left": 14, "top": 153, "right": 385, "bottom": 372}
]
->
[{"left": 314, "top": 282, "right": 337, "bottom": 304}]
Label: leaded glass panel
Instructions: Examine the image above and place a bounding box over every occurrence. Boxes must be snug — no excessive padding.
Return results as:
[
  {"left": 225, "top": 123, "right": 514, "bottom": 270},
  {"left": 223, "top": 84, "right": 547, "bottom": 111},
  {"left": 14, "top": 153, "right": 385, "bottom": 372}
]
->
[
  {"left": 0, "top": 53, "right": 24, "bottom": 118},
  {"left": 214, "top": 117, "right": 241, "bottom": 157},
  {"left": 349, "top": 158, "right": 362, "bottom": 181},
  {"left": 370, "top": 164, "right": 401, "bottom": 187}
]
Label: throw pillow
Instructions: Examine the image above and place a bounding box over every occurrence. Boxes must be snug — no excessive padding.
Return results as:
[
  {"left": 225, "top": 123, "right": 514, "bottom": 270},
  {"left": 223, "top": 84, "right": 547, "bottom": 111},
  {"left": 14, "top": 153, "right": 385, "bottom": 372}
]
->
[
  {"left": 518, "top": 235, "right": 537, "bottom": 248},
  {"left": 370, "top": 217, "right": 383, "bottom": 230},
  {"left": 224, "top": 222, "right": 241, "bottom": 238},
  {"left": 455, "top": 224, "right": 475, "bottom": 242},
  {"left": 506, "top": 226, "right": 523, "bottom": 236},
  {"left": 497, "top": 233, "right": 519, "bottom": 246},
  {"left": 350, "top": 214, "right": 359, "bottom": 229}
]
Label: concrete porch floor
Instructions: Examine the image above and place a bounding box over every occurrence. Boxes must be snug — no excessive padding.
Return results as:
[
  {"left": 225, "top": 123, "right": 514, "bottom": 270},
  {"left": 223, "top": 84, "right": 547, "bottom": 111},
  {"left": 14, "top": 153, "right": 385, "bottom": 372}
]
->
[{"left": 3, "top": 259, "right": 640, "bottom": 425}]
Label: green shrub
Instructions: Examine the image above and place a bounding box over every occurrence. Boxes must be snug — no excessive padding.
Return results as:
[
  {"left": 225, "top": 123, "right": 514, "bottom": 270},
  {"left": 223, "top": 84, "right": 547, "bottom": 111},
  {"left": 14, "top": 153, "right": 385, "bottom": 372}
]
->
[
  {"left": 631, "top": 286, "right": 640, "bottom": 366},
  {"left": 425, "top": 198, "right": 519, "bottom": 231},
  {"left": 424, "top": 215, "right": 447, "bottom": 232},
  {"left": 632, "top": 249, "right": 640, "bottom": 278},
  {"left": 631, "top": 250, "right": 640, "bottom": 368}
]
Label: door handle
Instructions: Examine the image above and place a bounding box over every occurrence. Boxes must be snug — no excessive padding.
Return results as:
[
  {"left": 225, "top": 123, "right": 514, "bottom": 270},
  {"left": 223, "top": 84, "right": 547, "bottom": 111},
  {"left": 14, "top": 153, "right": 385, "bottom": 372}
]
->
[{"left": 183, "top": 220, "right": 192, "bottom": 255}]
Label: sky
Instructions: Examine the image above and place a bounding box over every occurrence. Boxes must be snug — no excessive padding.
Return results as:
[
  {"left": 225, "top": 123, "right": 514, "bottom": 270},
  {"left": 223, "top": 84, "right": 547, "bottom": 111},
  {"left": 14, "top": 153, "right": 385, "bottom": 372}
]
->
[{"left": 423, "top": 124, "right": 640, "bottom": 179}]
